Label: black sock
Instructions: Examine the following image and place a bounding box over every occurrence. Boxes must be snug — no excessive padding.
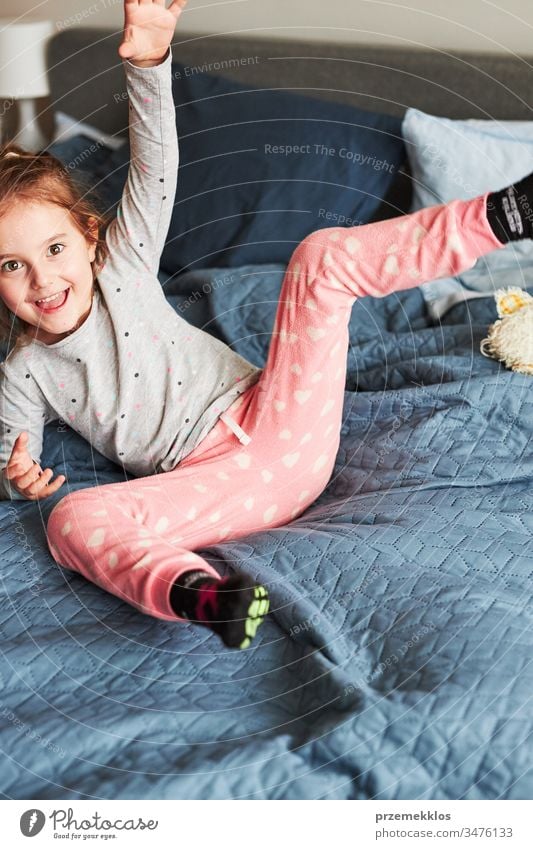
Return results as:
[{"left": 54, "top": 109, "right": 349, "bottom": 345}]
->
[
  {"left": 169, "top": 569, "right": 215, "bottom": 621},
  {"left": 169, "top": 569, "right": 270, "bottom": 650},
  {"left": 486, "top": 172, "right": 533, "bottom": 244}
]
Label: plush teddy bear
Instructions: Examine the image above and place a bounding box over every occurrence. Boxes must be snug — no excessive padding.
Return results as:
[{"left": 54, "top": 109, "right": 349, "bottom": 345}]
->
[{"left": 480, "top": 286, "right": 533, "bottom": 375}]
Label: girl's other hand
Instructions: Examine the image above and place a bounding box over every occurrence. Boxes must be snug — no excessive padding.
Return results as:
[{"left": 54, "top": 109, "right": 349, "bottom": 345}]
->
[
  {"left": 118, "top": 0, "right": 188, "bottom": 64},
  {"left": 2, "top": 432, "right": 66, "bottom": 501}
]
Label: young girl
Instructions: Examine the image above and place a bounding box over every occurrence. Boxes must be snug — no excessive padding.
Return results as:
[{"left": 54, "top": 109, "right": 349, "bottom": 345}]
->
[{"left": 0, "top": 0, "right": 530, "bottom": 650}]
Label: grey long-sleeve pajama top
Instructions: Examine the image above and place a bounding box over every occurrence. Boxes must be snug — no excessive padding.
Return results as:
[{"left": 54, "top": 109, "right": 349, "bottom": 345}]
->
[{"left": 0, "top": 46, "right": 262, "bottom": 500}]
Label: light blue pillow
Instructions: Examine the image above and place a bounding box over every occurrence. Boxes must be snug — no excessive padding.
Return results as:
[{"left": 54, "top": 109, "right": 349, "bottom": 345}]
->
[{"left": 402, "top": 107, "right": 533, "bottom": 317}]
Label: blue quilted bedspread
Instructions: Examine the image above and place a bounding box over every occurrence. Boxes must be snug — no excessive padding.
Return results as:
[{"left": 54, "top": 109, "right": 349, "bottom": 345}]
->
[{"left": 1, "top": 266, "right": 532, "bottom": 800}]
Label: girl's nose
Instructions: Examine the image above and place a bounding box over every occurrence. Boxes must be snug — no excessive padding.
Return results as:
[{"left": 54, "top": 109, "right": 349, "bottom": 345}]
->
[{"left": 30, "top": 266, "right": 55, "bottom": 289}]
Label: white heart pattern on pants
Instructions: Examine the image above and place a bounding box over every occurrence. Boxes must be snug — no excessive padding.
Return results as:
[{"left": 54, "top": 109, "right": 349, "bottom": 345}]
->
[
  {"left": 264, "top": 505, "right": 278, "bottom": 523},
  {"left": 345, "top": 236, "right": 361, "bottom": 254},
  {"left": 87, "top": 527, "right": 105, "bottom": 548},
  {"left": 282, "top": 452, "right": 301, "bottom": 468},
  {"left": 279, "top": 329, "right": 298, "bottom": 344},
  {"left": 384, "top": 254, "right": 400, "bottom": 275},
  {"left": 306, "top": 326, "right": 326, "bottom": 341}
]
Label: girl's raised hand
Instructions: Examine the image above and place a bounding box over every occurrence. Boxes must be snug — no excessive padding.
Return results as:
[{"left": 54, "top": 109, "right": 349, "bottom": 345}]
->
[
  {"left": 2, "top": 432, "right": 66, "bottom": 501},
  {"left": 118, "top": 0, "right": 188, "bottom": 64}
]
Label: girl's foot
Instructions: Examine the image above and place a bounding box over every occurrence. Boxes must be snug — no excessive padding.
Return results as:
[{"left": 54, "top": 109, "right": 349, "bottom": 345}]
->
[
  {"left": 169, "top": 570, "right": 270, "bottom": 649},
  {"left": 486, "top": 172, "right": 533, "bottom": 243}
]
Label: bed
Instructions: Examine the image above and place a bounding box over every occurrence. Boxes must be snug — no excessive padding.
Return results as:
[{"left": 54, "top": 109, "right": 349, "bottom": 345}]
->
[{"left": 1, "top": 26, "right": 533, "bottom": 800}]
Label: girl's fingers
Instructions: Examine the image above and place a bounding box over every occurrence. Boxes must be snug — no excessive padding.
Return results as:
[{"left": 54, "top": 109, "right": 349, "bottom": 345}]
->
[
  {"left": 169, "top": 0, "right": 188, "bottom": 16},
  {"left": 37, "top": 470, "right": 65, "bottom": 498},
  {"left": 6, "top": 458, "right": 38, "bottom": 482},
  {"left": 13, "top": 461, "right": 42, "bottom": 487},
  {"left": 39, "top": 474, "right": 66, "bottom": 497},
  {"left": 23, "top": 466, "right": 52, "bottom": 496},
  {"left": 5, "top": 463, "right": 30, "bottom": 480},
  {"left": 22, "top": 469, "right": 66, "bottom": 500}
]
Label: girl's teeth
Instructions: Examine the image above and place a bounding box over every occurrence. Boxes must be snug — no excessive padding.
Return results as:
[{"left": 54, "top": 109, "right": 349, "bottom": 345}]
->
[{"left": 37, "top": 290, "right": 65, "bottom": 305}]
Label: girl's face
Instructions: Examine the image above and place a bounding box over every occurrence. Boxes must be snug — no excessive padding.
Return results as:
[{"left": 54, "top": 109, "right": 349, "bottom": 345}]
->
[{"left": 0, "top": 200, "right": 98, "bottom": 345}]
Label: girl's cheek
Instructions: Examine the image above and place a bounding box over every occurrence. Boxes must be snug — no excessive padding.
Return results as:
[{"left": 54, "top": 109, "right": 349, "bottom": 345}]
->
[
  {"left": 2, "top": 286, "right": 31, "bottom": 312},
  {"left": 0, "top": 287, "right": 18, "bottom": 308}
]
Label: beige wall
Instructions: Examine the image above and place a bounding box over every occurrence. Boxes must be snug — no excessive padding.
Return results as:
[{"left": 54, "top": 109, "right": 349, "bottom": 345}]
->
[{"left": 2, "top": 0, "right": 533, "bottom": 54}]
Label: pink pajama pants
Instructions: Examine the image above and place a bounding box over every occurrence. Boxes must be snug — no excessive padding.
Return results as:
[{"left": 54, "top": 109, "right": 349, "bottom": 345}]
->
[{"left": 46, "top": 193, "right": 503, "bottom": 622}]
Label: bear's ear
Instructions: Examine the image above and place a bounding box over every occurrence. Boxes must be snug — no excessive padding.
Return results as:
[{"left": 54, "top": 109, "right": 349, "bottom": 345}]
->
[{"left": 494, "top": 286, "right": 533, "bottom": 318}]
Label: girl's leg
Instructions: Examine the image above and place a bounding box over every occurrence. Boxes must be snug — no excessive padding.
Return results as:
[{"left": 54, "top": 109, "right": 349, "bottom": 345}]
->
[
  {"left": 46, "top": 477, "right": 222, "bottom": 623},
  {"left": 235, "top": 192, "right": 505, "bottom": 509},
  {"left": 45, "top": 415, "right": 270, "bottom": 649}
]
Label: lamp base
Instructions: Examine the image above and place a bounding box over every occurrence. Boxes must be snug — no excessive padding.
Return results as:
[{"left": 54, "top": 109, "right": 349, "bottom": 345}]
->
[{"left": 14, "top": 98, "right": 48, "bottom": 153}]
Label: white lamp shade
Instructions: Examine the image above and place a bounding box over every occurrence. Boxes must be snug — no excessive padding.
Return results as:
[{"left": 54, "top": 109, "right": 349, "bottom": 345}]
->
[{"left": 0, "top": 19, "right": 54, "bottom": 99}]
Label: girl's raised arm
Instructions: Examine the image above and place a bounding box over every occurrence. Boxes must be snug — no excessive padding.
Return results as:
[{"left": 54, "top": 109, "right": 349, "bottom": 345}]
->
[{"left": 103, "top": 1, "right": 187, "bottom": 279}]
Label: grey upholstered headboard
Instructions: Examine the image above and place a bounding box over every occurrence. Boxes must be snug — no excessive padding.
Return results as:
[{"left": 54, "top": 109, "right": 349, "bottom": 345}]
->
[{"left": 45, "top": 27, "right": 533, "bottom": 143}]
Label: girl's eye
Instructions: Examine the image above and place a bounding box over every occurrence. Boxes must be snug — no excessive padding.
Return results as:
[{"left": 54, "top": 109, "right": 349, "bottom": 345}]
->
[
  {"left": 1, "top": 243, "right": 65, "bottom": 274},
  {"left": 1, "top": 260, "right": 21, "bottom": 273}
]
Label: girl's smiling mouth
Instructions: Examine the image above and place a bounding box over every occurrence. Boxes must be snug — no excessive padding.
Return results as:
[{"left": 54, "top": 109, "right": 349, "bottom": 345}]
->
[{"left": 33, "top": 287, "right": 70, "bottom": 312}]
